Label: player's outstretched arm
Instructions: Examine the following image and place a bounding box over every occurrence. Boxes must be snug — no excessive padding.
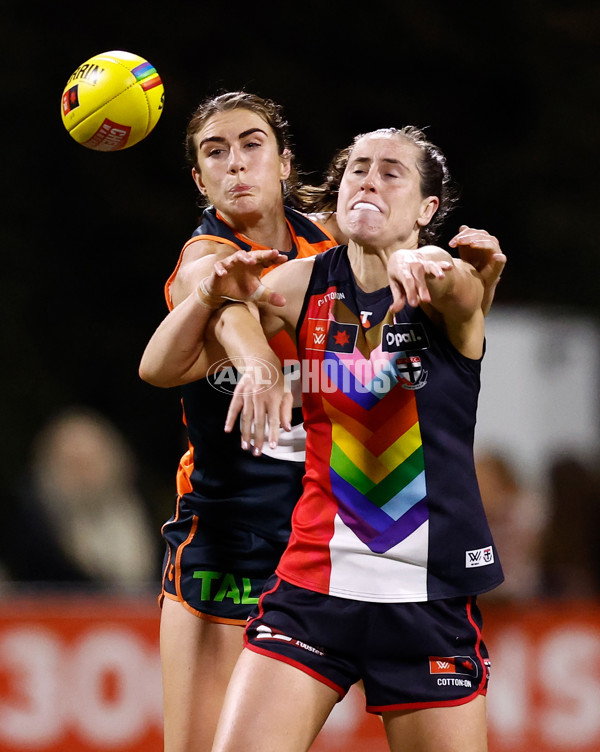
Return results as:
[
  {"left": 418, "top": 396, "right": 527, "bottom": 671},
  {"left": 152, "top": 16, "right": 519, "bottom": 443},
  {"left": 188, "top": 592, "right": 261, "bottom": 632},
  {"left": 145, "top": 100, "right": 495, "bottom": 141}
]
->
[
  {"left": 448, "top": 225, "right": 506, "bottom": 316},
  {"left": 212, "top": 303, "right": 292, "bottom": 454},
  {"left": 388, "top": 245, "right": 485, "bottom": 360},
  {"left": 210, "top": 258, "right": 314, "bottom": 453},
  {"left": 139, "top": 248, "right": 287, "bottom": 387}
]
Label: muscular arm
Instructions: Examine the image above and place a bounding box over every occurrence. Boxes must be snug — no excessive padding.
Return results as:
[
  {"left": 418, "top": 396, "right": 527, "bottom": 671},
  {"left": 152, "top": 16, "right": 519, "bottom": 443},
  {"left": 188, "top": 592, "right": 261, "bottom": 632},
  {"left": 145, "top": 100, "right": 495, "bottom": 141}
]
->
[
  {"left": 211, "top": 256, "right": 314, "bottom": 356},
  {"left": 449, "top": 225, "right": 506, "bottom": 316},
  {"left": 388, "top": 245, "right": 485, "bottom": 359},
  {"left": 208, "top": 257, "right": 314, "bottom": 452},
  {"left": 138, "top": 239, "right": 286, "bottom": 387},
  {"left": 168, "top": 238, "right": 234, "bottom": 306},
  {"left": 139, "top": 239, "right": 227, "bottom": 387}
]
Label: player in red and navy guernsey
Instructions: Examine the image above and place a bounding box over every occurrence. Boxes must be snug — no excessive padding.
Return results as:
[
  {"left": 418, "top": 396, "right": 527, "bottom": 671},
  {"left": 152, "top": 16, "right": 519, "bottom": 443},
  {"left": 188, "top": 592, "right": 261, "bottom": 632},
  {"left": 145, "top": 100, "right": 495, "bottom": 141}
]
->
[
  {"left": 276, "top": 242, "right": 503, "bottom": 603},
  {"left": 208, "top": 125, "right": 506, "bottom": 752}
]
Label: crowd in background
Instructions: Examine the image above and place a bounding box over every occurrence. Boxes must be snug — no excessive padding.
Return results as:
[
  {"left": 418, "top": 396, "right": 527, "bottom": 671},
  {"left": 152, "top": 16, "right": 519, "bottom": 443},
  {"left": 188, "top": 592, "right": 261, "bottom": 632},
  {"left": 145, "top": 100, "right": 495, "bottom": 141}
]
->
[
  {"left": 0, "top": 406, "right": 161, "bottom": 592},
  {"left": 476, "top": 446, "right": 600, "bottom": 603},
  {"left": 0, "top": 404, "right": 599, "bottom": 603}
]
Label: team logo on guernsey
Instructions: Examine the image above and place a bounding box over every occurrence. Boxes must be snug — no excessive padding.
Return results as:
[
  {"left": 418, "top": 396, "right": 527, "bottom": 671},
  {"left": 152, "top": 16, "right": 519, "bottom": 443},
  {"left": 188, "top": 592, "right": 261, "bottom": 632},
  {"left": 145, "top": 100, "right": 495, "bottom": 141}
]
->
[
  {"left": 395, "top": 355, "right": 428, "bottom": 390},
  {"left": 360, "top": 310, "right": 373, "bottom": 328},
  {"left": 382, "top": 322, "right": 429, "bottom": 352},
  {"left": 465, "top": 546, "right": 495, "bottom": 568},
  {"left": 305, "top": 319, "right": 358, "bottom": 353}
]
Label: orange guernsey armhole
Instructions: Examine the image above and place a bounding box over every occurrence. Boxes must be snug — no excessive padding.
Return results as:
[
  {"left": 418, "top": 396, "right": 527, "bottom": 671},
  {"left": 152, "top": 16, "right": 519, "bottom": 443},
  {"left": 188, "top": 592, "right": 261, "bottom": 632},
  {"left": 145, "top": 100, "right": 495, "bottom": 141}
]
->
[{"left": 163, "top": 235, "right": 241, "bottom": 311}]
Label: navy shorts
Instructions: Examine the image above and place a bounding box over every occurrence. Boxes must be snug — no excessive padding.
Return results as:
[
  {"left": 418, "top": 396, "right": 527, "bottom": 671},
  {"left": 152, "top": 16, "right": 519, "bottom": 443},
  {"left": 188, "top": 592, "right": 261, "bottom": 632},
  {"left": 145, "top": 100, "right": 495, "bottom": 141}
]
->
[
  {"left": 245, "top": 576, "right": 491, "bottom": 712},
  {"left": 160, "top": 501, "right": 286, "bottom": 624}
]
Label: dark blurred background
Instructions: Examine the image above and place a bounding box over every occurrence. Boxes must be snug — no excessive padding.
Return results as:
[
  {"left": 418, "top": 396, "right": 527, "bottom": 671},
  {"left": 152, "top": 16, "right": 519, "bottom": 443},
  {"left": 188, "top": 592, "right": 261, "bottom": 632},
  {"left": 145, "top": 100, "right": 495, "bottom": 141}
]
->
[{"left": 2, "top": 1, "right": 599, "bottom": 575}]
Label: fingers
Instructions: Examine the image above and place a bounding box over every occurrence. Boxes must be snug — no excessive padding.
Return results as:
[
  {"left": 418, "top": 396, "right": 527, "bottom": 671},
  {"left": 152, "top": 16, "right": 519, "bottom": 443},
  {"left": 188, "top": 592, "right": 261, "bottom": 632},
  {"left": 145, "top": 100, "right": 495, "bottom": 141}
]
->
[
  {"left": 389, "top": 283, "right": 407, "bottom": 314},
  {"left": 230, "top": 374, "right": 267, "bottom": 453},
  {"left": 266, "top": 291, "right": 287, "bottom": 307},
  {"left": 248, "top": 284, "right": 286, "bottom": 307},
  {"left": 392, "top": 254, "right": 423, "bottom": 307},
  {"left": 260, "top": 249, "right": 288, "bottom": 267},
  {"left": 254, "top": 386, "right": 292, "bottom": 454},
  {"left": 389, "top": 253, "right": 450, "bottom": 309},
  {"left": 214, "top": 247, "right": 283, "bottom": 278},
  {"left": 215, "top": 249, "right": 287, "bottom": 279},
  {"left": 248, "top": 249, "right": 288, "bottom": 268},
  {"left": 209, "top": 249, "right": 287, "bottom": 304},
  {"left": 224, "top": 388, "right": 244, "bottom": 434},
  {"left": 449, "top": 225, "right": 502, "bottom": 254},
  {"left": 247, "top": 397, "right": 266, "bottom": 455},
  {"left": 263, "top": 388, "right": 294, "bottom": 451},
  {"left": 224, "top": 365, "right": 287, "bottom": 455},
  {"left": 214, "top": 250, "right": 256, "bottom": 278},
  {"left": 280, "top": 391, "right": 293, "bottom": 433},
  {"left": 267, "top": 411, "right": 280, "bottom": 450}
]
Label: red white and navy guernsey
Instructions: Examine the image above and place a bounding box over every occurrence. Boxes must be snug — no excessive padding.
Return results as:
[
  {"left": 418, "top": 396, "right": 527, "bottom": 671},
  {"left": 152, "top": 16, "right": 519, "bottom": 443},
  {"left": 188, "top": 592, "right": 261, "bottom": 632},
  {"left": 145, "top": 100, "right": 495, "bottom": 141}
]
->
[
  {"left": 279, "top": 243, "right": 503, "bottom": 601},
  {"left": 245, "top": 245, "right": 503, "bottom": 711},
  {"left": 159, "top": 207, "right": 337, "bottom": 623}
]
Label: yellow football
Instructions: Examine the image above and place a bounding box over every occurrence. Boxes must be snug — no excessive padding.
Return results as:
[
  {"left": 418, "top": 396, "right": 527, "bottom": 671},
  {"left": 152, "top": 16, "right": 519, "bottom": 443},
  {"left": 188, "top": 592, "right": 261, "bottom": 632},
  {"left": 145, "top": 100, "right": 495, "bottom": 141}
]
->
[{"left": 60, "top": 50, "right": 164, "bottom": 151}]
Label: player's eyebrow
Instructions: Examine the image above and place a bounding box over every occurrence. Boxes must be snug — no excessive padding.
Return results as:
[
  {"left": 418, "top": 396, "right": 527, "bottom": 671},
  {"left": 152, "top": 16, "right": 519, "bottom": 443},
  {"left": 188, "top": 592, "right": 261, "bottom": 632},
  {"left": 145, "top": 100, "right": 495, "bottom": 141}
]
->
[
  {"left": 198, "top": 127, "right": 269, "bottom": 149},
  {"left": 351, "top": 156, "right": 408, "bottom": 169}
]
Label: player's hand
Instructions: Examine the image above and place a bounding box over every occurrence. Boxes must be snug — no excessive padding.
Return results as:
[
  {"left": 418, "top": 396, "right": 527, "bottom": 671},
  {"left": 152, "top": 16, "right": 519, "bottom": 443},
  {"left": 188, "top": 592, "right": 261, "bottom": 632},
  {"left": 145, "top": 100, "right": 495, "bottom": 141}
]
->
[
  {"left": 449, "top": 225, "right": 506, "bottom": 315},
  {"left": 202, "top": 249, "right": 287, "bottom": 307},
  {"left": 224, "top": 360, "right": 293, "bottom": 455},
  {"left": 387, "top": 249, "right": 452, "bottom": 313}
]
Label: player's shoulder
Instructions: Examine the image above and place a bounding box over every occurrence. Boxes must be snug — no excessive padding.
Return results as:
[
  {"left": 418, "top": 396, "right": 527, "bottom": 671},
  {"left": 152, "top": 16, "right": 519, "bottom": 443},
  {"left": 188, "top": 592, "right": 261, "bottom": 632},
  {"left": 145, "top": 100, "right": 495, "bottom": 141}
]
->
[
  {"left": 179, "top": 236, "right": 238, "bottom": 266},
  {"left": 168, "top": 237, "right": 241, "bottom": 306},
  {"left": 263, "top": 254, "right": 316, "bottom": 288}
]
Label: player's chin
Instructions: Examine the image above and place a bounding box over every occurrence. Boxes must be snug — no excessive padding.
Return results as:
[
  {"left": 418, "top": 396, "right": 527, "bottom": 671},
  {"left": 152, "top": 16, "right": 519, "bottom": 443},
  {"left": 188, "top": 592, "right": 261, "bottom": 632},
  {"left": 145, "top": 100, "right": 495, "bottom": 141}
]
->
[
  {"left": 229, "top": 196, "right": 263, "bottom": 218},
  {"left": 347, "top": 222, "right": 387, "bottom": 246}
]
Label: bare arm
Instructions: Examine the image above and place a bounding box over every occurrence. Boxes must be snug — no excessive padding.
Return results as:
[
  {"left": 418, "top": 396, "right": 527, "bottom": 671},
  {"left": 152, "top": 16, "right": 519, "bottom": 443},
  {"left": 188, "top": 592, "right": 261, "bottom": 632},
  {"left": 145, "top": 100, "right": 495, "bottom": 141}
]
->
[
  {"left": 388, "top": 245, "right": 485, "bottom": 359},
  {"left": 208, "top": 257, "right": 315, "bottom": 452},
  {"left": 139, "top": 245, "right": 287, "bottom": 387},
  {"left": 449, "top": 225, "right": 506, "bottom": 316},
  {"left": 168, "top": 238, "right": 233, "bottom": 306}
]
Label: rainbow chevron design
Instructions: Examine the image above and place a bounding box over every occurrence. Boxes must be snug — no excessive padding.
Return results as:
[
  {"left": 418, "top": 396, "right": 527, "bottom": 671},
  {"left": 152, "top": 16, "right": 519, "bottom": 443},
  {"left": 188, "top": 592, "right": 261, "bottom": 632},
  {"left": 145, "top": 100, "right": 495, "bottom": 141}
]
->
[
  {"left": 323, "top": 346, "right": 428, "bottom": 554},
  {"left": 131, "top": 61, "right": 163, "bottom": 91}
]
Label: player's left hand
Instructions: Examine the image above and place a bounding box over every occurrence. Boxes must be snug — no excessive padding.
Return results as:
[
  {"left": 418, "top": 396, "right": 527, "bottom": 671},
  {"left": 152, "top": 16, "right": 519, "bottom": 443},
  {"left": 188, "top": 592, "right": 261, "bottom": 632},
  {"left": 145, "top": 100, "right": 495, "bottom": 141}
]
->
[{"left": 449, "top": 225, "right": 506, "bottom": 315}]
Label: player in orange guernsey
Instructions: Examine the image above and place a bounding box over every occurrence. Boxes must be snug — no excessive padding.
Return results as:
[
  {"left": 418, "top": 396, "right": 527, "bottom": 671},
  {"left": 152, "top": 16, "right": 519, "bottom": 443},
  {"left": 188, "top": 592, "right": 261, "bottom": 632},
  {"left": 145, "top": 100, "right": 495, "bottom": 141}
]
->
[{"left": 139, "top": 92, "right": 341, "bottom": 752}]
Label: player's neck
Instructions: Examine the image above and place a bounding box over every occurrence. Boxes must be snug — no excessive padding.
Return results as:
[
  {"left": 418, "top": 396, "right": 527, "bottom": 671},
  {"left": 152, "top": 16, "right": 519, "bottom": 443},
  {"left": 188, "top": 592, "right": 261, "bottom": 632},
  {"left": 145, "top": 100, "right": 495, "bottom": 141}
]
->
[
  {"left": 223, "top": 206, "right": 292, "bottom": 253},
  {"left": 347, "top": 241, "right": 390, "bottom": 292}
]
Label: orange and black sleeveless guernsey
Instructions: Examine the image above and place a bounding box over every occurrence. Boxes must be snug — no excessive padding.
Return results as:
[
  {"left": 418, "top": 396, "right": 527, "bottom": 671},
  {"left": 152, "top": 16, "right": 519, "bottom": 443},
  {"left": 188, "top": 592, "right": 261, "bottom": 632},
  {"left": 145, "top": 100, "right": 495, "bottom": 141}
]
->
[{"left": 159, "top": 206, "right": 337, "bottom": 623}]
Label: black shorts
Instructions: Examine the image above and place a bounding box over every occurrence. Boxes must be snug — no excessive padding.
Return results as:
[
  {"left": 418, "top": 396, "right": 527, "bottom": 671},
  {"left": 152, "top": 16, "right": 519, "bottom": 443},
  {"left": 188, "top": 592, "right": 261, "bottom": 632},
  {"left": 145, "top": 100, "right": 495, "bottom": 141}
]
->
[
  {"left": 160, "top": 501, "right": 286, "bottom": 624},
  {"left": 245, "top": 576, "right": 491, "bottom": 712}
]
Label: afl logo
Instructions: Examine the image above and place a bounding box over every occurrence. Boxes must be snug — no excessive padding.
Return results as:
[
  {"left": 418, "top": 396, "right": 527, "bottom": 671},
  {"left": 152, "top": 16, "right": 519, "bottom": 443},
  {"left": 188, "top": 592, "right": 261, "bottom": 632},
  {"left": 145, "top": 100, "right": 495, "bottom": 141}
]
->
[{"left": 206, "top": 357, "right": 280, "bottom": 396}]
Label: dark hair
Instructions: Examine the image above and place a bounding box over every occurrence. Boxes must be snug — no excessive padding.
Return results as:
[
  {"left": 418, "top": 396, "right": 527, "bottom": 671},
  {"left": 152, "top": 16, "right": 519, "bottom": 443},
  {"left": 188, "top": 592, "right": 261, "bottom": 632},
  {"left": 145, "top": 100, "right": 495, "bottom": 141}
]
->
[
  {"left": 299, "top": 126, "right": 459, "bottom": 246},
  {"left": 184, "top": 91, "right": 302, "bottom": 208}
]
